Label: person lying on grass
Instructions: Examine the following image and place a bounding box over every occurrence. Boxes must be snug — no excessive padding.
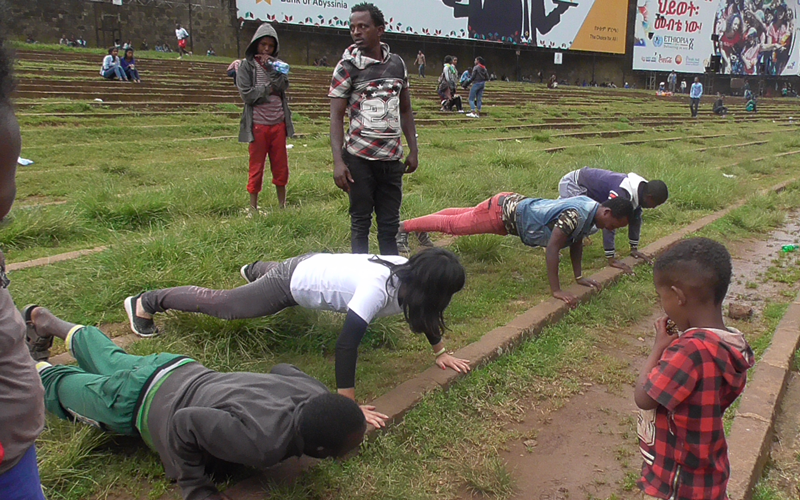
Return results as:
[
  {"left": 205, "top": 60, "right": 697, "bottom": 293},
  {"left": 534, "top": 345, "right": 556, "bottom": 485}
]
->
[
  {"left": 396, "top": 195, "right": 634, "bottom": 307},
  {"left": 634, "top": 237, "right": 754, "bottom": 500},
  {"left": 124, "top": 248, "right": 470, "bottom": 428},
  {"left": 25, "top": 305, "right": 366, "bottom": 500},
  {"left": 558, "top": 167, "right": 669, "bottom": 274}
]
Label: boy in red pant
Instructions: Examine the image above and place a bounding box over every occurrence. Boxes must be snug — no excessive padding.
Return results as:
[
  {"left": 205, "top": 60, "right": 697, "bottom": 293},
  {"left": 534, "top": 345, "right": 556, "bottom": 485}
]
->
[
  {"left": 635, "top": 238, "right": 754, "bottom": 499},
  {"left": 237, "top": 23, "right": 294, "bottom": 213}
]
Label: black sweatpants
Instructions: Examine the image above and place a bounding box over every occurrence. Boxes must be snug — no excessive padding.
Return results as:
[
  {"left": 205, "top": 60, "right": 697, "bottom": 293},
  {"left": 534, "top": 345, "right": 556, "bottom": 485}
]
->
[{"left": 344, "top": 151, "right": 404, "bottom": 255}]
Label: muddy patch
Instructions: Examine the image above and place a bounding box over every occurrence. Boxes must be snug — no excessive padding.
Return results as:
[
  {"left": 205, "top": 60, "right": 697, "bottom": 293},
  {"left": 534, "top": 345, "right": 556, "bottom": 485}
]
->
[
  {"left": 725, "top": 214, "right": 800, "bottom": 318},
  {"left": 500, "top": 214, "right": 800, "bottom": 500}
]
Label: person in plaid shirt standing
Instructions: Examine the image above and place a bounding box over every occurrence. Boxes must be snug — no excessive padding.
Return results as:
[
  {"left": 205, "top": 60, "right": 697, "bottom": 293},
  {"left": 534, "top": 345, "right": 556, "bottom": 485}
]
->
[
  {"left": 635, "top": 237, "right": 754, "bottom": 500},
  {"left": 329, "top": 2, "right": 419, "bottom": 255}
]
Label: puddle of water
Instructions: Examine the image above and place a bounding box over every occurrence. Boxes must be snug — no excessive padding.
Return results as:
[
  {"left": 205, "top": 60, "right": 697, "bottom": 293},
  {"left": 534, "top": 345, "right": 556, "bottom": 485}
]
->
[{"left": 725, "top": 211, "right": 800, "bottom": 315}]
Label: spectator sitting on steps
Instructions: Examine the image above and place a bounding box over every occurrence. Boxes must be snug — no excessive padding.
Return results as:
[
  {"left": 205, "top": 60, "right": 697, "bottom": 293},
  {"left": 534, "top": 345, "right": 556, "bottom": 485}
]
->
[
  {"left": 99, "top": 47, "right": 129, "bottom": 82},
  {"left": 713, "top": 93, "right": 728, "bottom": 115},
  {"left": 120, "top": 48, "right": 141, "bottom": 83}
]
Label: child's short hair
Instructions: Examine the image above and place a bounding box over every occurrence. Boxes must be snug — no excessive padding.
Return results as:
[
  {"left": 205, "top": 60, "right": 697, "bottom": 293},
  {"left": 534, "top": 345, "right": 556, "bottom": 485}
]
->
[{"left": 654, "top": 237, "right": 732, "bottom": 304}]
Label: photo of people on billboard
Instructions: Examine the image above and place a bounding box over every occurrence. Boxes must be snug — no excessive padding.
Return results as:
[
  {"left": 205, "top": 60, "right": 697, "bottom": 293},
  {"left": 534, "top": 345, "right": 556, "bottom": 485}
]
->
[
  {"left": 237, "top": 0, "right": 627, "bottom": 54},
  {"left": 441, "top": 0, "right": 576, "bottom": 46},
  {"left": 714, "top": 0, "right": 795, "bottom": 75}
]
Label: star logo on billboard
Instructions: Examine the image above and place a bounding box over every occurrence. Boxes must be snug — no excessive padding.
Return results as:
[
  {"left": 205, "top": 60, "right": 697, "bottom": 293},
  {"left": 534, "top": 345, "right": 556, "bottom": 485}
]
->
[{"left": 256, "top": 0, "right": 272, "bottom": 4}]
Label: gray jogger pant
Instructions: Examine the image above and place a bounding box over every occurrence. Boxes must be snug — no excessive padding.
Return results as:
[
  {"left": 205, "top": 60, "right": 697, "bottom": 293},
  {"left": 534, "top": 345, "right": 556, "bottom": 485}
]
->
[
  {"left": 557, "top": 170, "right": 586, "bottom": 199},
  {"left": 140, "top": 254, "right": 313, "bottom": 320}
]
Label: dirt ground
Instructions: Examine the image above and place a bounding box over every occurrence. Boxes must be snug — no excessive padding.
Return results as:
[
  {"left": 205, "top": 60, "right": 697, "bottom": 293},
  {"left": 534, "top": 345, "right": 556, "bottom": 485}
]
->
[
  {"left": 761, "top": 370, "right": 800, "bottom": 499},
  {"left": 497, "top": 214, "right": 800, "bottom": 500}
]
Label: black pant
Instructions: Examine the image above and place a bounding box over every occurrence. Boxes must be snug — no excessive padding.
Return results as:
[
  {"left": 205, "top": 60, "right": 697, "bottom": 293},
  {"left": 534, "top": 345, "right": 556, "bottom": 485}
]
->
[
  {"left": 344, "top": 151, "right": 404, "bottom": 255},
  {"left": 690, "top": 97, "right": 700, "bottom": 117},
  {"left": 445, "top": 95, "right": 463, "bottom": 111}
]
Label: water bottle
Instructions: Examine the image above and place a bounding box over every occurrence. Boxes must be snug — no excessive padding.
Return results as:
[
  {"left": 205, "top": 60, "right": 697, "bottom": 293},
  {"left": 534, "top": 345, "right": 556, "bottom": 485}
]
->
[
  {"left": 271, "top": 59, "right": 290, "bottom": 75},
  {"left": 782, "top": 244, "right": 799, "bottom": 252}
]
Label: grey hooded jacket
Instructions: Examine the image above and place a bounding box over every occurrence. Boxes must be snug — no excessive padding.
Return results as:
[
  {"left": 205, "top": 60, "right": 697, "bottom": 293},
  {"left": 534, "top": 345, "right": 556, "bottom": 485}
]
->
[
  {"left": 237, "top": 23, "right": 294, "bottom": 143},
  {"left": 148, "top": 363, "right": 328, "bottom": 500}
]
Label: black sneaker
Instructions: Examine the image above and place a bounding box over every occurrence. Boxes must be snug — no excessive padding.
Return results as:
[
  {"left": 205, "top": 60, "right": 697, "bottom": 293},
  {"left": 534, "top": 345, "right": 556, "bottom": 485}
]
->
[
  {"left": 240, "top": 262, "right": 258, "bottom": 283},
  {"left": 124, "top": 294, "right": 159, "bottom": 337},
  {"left": 22, "top": 304, "right": 52, "bottom": 362},
  {"left": 416, "top": 232, "right": 434, "bottom": 248},
  {"left": 396, "top": 229, "right": 410, "bottom": 254}
]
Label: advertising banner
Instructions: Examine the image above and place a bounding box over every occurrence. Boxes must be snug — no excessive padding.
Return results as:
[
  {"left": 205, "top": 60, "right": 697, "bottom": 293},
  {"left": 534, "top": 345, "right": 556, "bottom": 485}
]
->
[
  {"left": 633, "top": 0, "right": 797, "bottom": 75},
  {"left": 237, "top": 0, "right": 628, "bottom": 54}
]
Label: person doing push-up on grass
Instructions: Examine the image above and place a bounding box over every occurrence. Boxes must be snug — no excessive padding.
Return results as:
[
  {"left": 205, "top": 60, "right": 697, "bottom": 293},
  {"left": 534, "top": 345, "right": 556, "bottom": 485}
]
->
[
  {"left": 24, "top": 306, "right": 366, "bottom": 500},
  {"left": 124, "top": 248, "right": 469, "bottom": 428},
  {"left": 396, "top": 194, "right": 634, "bottom": 307},
  {"left": 558, "top": 167, "right": 668, "bottom": 274}
]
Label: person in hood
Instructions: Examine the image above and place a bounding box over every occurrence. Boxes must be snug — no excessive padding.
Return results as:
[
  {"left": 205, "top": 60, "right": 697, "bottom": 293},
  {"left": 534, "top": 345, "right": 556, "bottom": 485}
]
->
[
  {"left": 0, "top": 39, "right": 47, "bottom": 500},
  {"left": 557, "top": 167, "right": 669, "bottom": 274},
  {"left": 237, "top": 23, "right": 294, "bottom": 213},
  {"left": 635, "top": 237, "right": 754, "bottom": 500},
  {"left": 329, "top": 2, "right": 419, "bottom": 255},
  {"left": 24, "top": 305, "right": 366, "bottom": 500}
]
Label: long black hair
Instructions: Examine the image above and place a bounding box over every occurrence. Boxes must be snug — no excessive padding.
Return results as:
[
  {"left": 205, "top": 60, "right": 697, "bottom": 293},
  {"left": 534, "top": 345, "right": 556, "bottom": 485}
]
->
[{"left": 372, "top": 248, "right": 465, "bottom": 339}]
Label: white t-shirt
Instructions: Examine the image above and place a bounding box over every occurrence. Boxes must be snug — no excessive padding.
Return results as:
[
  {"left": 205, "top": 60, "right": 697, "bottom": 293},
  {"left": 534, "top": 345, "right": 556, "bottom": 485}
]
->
[
  {"left": 175, "top": 28, "right": 189, "bottom": 40},
  {"left": 289, "top": 254, "right": 405, "bottom": 323}
]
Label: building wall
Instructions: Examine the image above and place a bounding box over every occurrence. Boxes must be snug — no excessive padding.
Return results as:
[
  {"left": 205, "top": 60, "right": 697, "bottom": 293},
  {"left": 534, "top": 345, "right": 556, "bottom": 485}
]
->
[{"left": 6, "top": 0, "right": 239, "bottom": 55}]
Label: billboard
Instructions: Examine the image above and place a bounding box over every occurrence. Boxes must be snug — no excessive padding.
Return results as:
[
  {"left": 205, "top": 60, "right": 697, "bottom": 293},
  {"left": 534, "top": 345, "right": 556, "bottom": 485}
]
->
[
  {"left": 237, "top": 0, "right": 629, "bottom": 54},
  {"left": 633, "top": 0, "right": 797, "bottom": 75}
]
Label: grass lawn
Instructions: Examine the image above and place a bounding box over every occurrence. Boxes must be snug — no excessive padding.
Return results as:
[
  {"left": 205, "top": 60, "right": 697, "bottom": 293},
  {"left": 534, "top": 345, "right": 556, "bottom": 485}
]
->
[{"left": 6, "top": 47, "right": 800, "bottom": 499}]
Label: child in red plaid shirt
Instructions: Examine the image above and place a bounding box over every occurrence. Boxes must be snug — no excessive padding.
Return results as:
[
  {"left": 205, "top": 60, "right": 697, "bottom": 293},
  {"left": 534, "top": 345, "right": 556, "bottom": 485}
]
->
[{"left": 635, "top": 237, "right": 754, "bottom": 500}]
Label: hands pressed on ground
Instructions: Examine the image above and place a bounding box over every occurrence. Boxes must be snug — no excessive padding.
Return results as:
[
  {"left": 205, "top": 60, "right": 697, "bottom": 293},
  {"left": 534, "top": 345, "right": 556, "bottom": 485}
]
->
[
  {"left": 435, "top": 352, "right": 471, "bottom": 373},
  {"left": 361, "top": 404, "right": 389, "bottom": 428}
]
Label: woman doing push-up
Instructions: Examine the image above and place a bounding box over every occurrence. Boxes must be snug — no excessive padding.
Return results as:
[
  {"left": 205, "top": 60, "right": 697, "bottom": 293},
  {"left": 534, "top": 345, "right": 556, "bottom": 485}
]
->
[{"left": 124, "top": 248, "right": 469, "bottom": 428}]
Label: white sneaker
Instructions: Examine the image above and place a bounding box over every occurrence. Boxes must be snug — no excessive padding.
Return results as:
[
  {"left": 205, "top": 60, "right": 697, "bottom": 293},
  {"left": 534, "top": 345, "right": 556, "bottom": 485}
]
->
[
  {"left": 466, "top": 112, "right": 479, "bottom": 118},
  {"left": 457, "top": 110, "right": 465, "bottom": 113}
]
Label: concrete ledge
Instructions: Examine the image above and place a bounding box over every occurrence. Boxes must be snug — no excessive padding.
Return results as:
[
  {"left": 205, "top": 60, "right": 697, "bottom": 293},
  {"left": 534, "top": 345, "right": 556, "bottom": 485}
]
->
[
  {"left": 759, "top": 305, "right": 800, "bottom": 371},
  {"left": 728, "top": 294, "right": 800, "bottom": 500},
  {"left": 728, "top": 417, "right": 772, "bottom": 500},
  {"left": 6, "top": 246, "right": 107, "bottom": 272}
]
